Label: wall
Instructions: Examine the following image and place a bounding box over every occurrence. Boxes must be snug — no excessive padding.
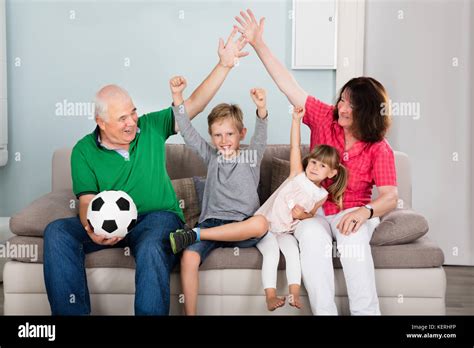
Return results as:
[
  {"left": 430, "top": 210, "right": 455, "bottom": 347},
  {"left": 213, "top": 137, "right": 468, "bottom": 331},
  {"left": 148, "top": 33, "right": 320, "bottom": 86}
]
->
[
  {"left": 364, "top": 0, "right": 472, "bottom": 265},
  {"left": 470, "top": 0, "right": 474, "bottom": 265},
  {"left": 0, "top": 0, "right": 335, "bottom": 216}
]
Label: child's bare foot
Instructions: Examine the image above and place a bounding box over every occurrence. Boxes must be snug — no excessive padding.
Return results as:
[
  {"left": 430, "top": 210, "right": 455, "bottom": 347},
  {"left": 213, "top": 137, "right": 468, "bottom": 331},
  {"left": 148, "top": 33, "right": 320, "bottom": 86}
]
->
[
  {"left": 264, "top": 288, "right": 285, "bottom": 311},
  {"left": 288, "top": 293, "right": 302, "bottom": 309},
  {"left": 288, "top": 284, "right": 302, "bottom": 309},
  {"left": 266, "top": 296, "right": 286, "bottom": 311}
]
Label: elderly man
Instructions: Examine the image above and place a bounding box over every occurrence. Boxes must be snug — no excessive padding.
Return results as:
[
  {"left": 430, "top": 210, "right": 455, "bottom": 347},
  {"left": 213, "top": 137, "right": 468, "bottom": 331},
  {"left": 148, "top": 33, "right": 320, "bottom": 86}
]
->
[{"left": 43, "top": 29, "right": 248, "bottom": 315}]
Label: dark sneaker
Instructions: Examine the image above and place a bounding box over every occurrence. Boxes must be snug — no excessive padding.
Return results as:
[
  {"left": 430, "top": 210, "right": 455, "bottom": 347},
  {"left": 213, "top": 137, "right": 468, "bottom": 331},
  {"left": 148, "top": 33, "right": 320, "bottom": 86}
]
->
[{"left": 169, "top": 227, "right": 198, "bottom": 254}]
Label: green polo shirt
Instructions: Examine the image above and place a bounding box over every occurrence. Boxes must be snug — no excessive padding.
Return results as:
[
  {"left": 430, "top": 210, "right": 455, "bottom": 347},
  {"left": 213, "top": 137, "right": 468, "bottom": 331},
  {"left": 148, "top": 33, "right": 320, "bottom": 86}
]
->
[{"left": 71, "top": 107, "right": 184, "bottom": 221}]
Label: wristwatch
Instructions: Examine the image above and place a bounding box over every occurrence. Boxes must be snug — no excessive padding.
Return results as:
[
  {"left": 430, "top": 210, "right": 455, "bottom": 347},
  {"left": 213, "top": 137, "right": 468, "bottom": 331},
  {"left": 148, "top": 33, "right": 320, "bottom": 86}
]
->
[{"left": 363, "top": 204, "right": 374, "bottom": 219}]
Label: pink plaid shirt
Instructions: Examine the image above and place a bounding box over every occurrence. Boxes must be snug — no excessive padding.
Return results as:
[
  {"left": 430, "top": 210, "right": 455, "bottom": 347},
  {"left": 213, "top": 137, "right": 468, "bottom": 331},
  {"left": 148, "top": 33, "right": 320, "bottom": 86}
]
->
[{"left": 303, "top": 96, "right": 397, "bottom": 215}]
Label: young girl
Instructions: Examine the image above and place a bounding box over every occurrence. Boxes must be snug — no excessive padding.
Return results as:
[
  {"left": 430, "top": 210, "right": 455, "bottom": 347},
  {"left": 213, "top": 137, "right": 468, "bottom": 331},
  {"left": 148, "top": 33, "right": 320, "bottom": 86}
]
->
[
  {"left": 169, "top": 106, "right": 347, "bottom": 312},
  {"left": 253, "top": 106, "right": 347, "bottom": 311}
]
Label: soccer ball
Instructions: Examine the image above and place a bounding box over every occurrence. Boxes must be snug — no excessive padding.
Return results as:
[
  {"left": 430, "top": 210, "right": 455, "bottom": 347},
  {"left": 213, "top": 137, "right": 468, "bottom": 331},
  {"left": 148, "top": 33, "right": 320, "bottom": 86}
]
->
[{"left": 87, "top": 190, "right": 138, "bottom": 239}]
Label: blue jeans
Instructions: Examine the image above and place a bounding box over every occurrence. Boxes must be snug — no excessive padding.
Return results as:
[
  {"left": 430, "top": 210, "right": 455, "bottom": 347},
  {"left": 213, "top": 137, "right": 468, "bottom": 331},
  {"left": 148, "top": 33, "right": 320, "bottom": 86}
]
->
[
  {"left": 186, "top": 218, "right": 262, "bottom": 262},
  {"left": 43, "top": 211, "right": 183, "bottom": 315}
]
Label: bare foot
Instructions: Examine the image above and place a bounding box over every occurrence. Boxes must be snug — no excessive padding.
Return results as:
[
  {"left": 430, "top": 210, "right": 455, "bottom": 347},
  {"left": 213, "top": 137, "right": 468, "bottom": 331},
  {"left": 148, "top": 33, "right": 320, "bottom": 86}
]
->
[
  {"left": 288, "top": 293, "right": 302, "bottom": 309},
  {"left": 266, "top": 296, "right": 286, "bottom": 311}
]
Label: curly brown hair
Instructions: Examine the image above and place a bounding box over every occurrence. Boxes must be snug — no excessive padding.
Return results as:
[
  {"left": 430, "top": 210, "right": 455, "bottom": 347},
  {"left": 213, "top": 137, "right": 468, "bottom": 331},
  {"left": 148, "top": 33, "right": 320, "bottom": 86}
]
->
[{"left": 333, "top": 77, "right": 392, "bottom": 143}]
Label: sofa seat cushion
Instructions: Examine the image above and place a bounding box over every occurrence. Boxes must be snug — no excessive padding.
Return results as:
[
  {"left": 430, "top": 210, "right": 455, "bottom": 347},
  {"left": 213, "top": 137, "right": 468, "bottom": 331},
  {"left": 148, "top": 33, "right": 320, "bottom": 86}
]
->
[
  {"left": 200, "top": 235, "right": 444, "bottom": 269},
  {"left": 7, "top": 235, "right": 443, "bottom": 269}
]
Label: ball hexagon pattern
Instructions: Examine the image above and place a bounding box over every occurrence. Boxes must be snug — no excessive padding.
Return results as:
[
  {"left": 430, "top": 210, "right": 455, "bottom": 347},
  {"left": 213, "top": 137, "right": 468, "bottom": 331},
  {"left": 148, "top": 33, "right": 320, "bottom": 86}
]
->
[{"left": 87, "top": 190, "right": 138, "bottom": 239}]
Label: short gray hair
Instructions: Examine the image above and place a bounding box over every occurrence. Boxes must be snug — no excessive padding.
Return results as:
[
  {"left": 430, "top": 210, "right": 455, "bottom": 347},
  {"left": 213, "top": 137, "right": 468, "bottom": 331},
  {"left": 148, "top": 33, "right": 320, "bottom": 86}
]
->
[
  {"left": 94, "top": 85, "right": 131, "bottom": 121},
  {"left": 94, "top": 97, "right": 109, "bottom": 121}
]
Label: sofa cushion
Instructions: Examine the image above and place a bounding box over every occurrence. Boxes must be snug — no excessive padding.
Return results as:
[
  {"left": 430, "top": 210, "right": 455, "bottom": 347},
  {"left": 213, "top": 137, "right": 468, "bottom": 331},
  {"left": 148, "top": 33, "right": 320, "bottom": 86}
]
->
[
  {"left": 192, "top": 176, "right": 206, "bottom": 213},
  {"left": 10, "top": 179, "right": 200, "bottom": 237},
  {"left": 10, "top": 189, "right": 78, "bottom": 237},
  {"left": 7, "top": 235, "right": 443, "bottom": 269},
  {"left": 372, "top": 208, "right": 429, "bottom": 246},
  {"left": 171, "top": 177, "right": 200, "bottom": 228},
  {"left": 199, "top": 236, "right": 444, "bottom": 270},
  {"left": 270, "top": 157, "right": 291, "bottom": 194}
]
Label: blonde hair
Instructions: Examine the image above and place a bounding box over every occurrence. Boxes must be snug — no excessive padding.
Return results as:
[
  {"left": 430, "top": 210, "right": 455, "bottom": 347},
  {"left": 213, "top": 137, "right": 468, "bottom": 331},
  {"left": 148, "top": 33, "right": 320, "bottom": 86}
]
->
[
  {"left": 207, "top": 103, "right": 244, "bottom": 134},
  {"left": 302, "top": 145, "right": 348, "bottom": 210}
]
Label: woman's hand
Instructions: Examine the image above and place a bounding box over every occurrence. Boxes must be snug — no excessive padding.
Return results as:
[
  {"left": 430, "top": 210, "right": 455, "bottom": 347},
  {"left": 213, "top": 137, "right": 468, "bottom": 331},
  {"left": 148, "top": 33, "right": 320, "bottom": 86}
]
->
[
  {"left": 234, "top": 9, "right": 265, "bottom": 48},
  {"left": 336, "top": 207, "right": 371, "bottom": 235}
]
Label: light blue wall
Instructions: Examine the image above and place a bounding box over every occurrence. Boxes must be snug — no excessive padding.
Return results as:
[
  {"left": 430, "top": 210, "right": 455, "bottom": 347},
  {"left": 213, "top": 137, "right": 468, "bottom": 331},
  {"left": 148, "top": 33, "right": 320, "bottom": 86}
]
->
[{"left": 0, "top": 0, "right": 335, "bottom": 216}]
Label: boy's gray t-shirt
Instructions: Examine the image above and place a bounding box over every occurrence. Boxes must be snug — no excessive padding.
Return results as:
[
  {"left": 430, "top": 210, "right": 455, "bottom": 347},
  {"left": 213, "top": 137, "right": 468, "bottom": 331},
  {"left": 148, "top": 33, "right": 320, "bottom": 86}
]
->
[{"left": 172, "top": 104, "right": 268, "bottom": 223}]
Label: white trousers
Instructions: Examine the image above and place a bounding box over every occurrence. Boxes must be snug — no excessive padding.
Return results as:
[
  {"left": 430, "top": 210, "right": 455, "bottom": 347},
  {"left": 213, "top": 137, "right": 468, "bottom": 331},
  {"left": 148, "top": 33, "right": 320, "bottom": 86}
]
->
[
  {"left": 294, "top": 207, "right": 381, "bottom": 315},
  {"left": 256, "top": 231, "right": 301, "bottom": 290}
]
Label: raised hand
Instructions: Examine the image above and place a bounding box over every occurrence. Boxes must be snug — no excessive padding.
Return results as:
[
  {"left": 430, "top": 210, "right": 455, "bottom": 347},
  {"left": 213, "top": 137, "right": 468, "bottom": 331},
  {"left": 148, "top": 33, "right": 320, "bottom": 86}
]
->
[
  {"left": 218, "top": 27, "right": 249, "bottom": 68},
  {"left": 234, "top": 9, "right": 265, "bottom": 48},
  {"left": 292, "top": 106, "right": 305, "bottom": 121},
  {"left": 170, "top": 76, "right": 187, "bottom": 95},
  {"left": 250, "top": 87, "right": 267, "bottom": 112}
]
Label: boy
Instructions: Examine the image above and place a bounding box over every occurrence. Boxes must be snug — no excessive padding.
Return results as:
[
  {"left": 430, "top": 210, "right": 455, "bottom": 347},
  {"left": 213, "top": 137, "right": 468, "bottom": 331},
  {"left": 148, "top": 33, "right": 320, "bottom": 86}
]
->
[{"left": 169, "top": 76, "right": 269, "bottom": 315}]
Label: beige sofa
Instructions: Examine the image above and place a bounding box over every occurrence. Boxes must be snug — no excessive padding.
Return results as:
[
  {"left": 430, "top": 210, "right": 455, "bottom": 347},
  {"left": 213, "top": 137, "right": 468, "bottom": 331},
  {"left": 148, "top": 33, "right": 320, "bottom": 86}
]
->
[{"left": 3, "top": 145, "right": 446, "bottom": 315}]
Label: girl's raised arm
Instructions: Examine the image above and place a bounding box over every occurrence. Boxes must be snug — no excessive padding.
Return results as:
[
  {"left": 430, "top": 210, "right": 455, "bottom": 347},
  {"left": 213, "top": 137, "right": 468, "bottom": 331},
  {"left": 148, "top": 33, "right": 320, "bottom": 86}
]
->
[{"left": 289, "top": 106, "right": 305, "bottom": 177}]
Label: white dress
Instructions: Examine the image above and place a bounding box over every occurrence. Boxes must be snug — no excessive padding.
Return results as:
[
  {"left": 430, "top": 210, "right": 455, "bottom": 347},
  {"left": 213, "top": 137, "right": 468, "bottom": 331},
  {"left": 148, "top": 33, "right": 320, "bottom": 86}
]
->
[{"left": 255, "top": 172, "right": 328, "bottom": 233}]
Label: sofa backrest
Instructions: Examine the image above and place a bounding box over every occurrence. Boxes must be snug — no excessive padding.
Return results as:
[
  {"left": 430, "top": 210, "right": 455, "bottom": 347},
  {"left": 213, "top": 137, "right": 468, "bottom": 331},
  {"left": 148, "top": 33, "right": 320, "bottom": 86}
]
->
[{"left": 51, "top": 144, "right": 412, "bottom": 209}]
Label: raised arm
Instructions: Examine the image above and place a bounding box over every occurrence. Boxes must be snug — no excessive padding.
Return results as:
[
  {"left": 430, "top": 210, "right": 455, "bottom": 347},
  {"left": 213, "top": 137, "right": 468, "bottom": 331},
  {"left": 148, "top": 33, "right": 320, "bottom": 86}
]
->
[
  {"left": 170, "top": 76, "right": 213, "bottom": 165},
  {"left": 234, "top": 9, "right": 308, "bottom": 107},
  {"left": 179, "top": 28, "right": 249, "bottom": 128},
  {"left": 289, "top": 106, "right": 305, "bottom": 177},
  {"left": 248, "top": 88, "right": 268, "bottom": 162}
]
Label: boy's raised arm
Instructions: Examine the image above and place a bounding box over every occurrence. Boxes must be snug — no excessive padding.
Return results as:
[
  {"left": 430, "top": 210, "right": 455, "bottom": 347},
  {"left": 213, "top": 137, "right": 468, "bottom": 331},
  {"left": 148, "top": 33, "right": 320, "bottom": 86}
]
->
[
  {"left": 170, "top": 76, "right": 213, "bottom": 165},
  {"left": 249, "top": 88, "right": 268, "bottom": 162}
]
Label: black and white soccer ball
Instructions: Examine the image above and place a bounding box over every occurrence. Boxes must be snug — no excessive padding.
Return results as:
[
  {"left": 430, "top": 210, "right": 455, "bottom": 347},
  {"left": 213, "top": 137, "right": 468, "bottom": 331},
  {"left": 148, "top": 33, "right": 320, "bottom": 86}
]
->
[{"left": 87, "top": 190, "right": 138, "bottom": 239}]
